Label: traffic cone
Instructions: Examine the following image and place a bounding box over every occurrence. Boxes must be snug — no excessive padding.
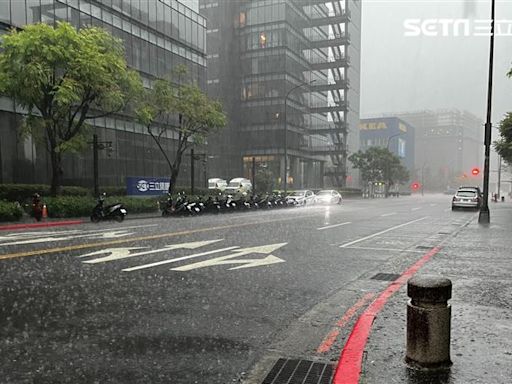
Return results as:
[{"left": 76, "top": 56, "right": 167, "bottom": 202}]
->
[{"left": 42, "top": 204, "right": 48, "bottom": 220}]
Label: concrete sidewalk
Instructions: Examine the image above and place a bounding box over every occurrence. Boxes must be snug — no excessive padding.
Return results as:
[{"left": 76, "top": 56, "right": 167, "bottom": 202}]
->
[{"left": 359, "top": 202, "right": 512, "bottom": 384}]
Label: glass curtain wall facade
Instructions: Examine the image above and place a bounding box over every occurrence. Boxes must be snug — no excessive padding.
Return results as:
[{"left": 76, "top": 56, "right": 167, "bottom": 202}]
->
[
  {"left": 0, "top": 0, "right": 206, "bottom": 188},
  {"left": 200, "top": 0, "right": 361, "bottom": 189}
]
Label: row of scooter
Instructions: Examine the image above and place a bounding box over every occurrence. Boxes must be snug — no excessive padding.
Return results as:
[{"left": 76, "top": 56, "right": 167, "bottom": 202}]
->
[{"left": 161, "top": 192, "right": 298, "bottom": 216}]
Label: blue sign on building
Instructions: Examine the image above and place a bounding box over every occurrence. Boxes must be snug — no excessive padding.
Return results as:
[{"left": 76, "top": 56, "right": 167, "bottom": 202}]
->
[{"left": 126, "top": 177, "right": 170, "bottom": 196}]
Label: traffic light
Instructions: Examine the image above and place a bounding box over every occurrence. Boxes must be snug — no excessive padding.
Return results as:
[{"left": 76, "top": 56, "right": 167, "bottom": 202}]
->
[
  {"left": 411, "top": 182, "right": 421, "bottom": 191},
  {"left": 471, "top": 167, "right": 480, "bottom": 176}
]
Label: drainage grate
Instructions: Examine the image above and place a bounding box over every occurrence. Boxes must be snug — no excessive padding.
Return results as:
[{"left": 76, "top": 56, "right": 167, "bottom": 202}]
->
[
  {"left": 262, "top": 358, "right": 333, "bottom": 384},
  {"left": 416, "top": 245, "right": 432, "bottom": 250},
  {"left": 371, "top": 273, "right": 400, "bottom": 281}
]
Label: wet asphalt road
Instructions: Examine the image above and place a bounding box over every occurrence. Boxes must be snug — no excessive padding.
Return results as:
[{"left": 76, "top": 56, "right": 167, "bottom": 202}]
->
[{"left": 0, "top": 195, "right": 478, "bottom": 384}]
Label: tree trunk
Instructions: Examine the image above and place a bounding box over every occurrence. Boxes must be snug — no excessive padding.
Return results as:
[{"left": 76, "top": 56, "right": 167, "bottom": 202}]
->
[{"left": 49, "top": 148, "right": 63, "bottom": 196}]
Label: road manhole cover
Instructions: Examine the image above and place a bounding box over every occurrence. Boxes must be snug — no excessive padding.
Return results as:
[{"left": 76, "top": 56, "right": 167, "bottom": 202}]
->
[
  {"left": 262, "top": 358, "right": 332, "bottom": 384},
  {"left": 371, "top": 273, "right": 400, "bottom": 281}
]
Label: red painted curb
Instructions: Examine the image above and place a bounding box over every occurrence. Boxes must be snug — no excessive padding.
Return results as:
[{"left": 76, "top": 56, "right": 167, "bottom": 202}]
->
[
  {"left": 332, "top": 246, "right": 442, "bottom": 384},
  {"left": 0, "top": 220, "right": 84, "bottom": 231}
]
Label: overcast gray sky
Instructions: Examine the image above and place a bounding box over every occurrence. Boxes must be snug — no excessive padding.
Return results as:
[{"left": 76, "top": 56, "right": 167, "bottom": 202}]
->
[{"left": 360, "top": 0, "right": 512, "bottom": 123}]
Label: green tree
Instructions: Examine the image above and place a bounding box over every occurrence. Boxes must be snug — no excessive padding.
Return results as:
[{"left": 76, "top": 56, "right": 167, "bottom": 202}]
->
[
  {"left": 349, "top": 147, "right": 409, "bottom": 196},
  {"left": 254, "top": 165, "right": 274, "bottom": 193},
  {"left": 0, "top": 22, "right": 142, "bottom": 195},
  {"left": 495, "top": 112, "right": 512, "bottom": 164},
  {"left": 136, "top": 67, "right": 226, "bottom": 194}
]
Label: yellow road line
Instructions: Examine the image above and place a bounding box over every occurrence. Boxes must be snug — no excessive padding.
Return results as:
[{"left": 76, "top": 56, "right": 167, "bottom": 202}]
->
[{"left": 0, "top": 214, "right": 318, "bottom": 261}]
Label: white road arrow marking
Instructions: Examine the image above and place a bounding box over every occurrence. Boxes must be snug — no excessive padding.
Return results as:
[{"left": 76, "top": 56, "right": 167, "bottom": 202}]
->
[
  {"left": 82, "top": 239, "right": 224, "bottom": 264},
  {"left": 171, "top": 243, "right": 288, "bottom": 272},
  {"left": 122, "top": 246, "right": 239, "bottom": 272},
  {"left": 0, "top": 224, "right": 158, "bottom": 246},
  {"left": 0, "top": 230, "right": 135, "bottom": 246},
  {"left": 79, "top": 247, "right": 148, "bottom": 262}
]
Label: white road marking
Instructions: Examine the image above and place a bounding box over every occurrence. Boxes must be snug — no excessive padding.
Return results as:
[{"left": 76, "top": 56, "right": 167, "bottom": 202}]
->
[
  {"left": 122, "top": 246, "right": 239, "bottom": 272},
  {"left": 81, "top": 240, "right": 224, "bottom": 264},
  {"left": 411, "top": 207, "right": 421, "bottom": 211},
  {"left": 339, "top": 217, "right": 428, "bottom": 248},
  {"left": 317, "top": 222, "right": 351, "bottom": 231},
  {"left": 430, "top": 204, "right": 437, "bottom": 207},
  {"left": 0, "top": 230, "right": 135, "bottom": 246},
  {"left": 171, "top": 243, "right": 288, "bottom": 271},
  {"left": 381, "top": 212, "right": 396, "bottom": 217},
  {"left": 342, "top": 246, "right": 425, "bottom": 253}
]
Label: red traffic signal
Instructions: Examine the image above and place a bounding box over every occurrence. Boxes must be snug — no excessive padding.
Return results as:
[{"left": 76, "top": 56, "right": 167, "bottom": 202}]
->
[
  {"left": 471, "top": 167, "right": 480, "bottom": 176},
  {"left": 411, "top": 182, "right": 421, "bottom": 190}
]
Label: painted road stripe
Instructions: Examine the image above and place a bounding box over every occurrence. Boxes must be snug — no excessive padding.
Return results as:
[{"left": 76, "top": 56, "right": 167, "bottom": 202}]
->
[
  {"left": 0, "top": 220, "right": 84, "bottom": 231},
  {"left": 332, "top": 246, "right": 442, "bottom": 384},
  {"left": 339, "top": 217, "right": 427, "bottom": 248},
  {"left": 316, "top": 292, "right": 376, "bottom": 354},
  {"left": 343, "top": 246, "right": 425, "bottom": 253},
  {"left": 380, "top": 212, "right": 396, "bottom": 217},
  {"left": 122, "top": 246, "right": 239, "bottom": 272},
  {"left": 430, "top": 204, "right": 438, "bottom": 207},
  {"left": 332, "top": 214, "right": 476, "bottom": 384},
  {"left": 317, "top": 222, "right": 351, "bottom": 231},
  {"left": 0, "top": 214, "right": 318, "bottom": 261},
  {"left": 411, "top": 207, "right": 421, "bottom": 211}
]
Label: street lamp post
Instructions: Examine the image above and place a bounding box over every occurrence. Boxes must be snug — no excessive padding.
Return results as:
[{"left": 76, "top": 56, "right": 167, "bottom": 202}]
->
[
  {"left": 479, "top": 0, "right": 496, "bottom": 224},
  {"left": 386, "top": 132, "right": 403, "bottom": 150},
  {"left": 283, "top": 80, "right": 315, "bottom": 195}
]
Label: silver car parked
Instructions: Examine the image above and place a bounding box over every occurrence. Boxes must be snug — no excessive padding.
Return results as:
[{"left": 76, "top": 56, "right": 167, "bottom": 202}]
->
[{"left": 452, "top": 188, "right": 481, "bottom": 210}]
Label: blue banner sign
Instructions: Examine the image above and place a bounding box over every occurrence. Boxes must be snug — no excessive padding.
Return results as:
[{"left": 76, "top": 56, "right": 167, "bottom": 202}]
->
[{"left": 126, "top": 177, "right": 170, "bottom": 196}]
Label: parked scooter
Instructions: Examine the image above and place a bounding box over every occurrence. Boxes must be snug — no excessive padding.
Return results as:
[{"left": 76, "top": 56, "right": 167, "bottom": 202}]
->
[
  {"left": 161, "top": 193, "right": 175, "bottom": 216},
  {"left": 91, "top": 193, "right": 127, "bottom": 222}
]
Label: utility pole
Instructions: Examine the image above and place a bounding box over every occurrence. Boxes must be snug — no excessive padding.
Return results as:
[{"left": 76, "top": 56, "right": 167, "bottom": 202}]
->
[
  {"left": 497, "top": 155, "right": 502, "bottom": 200},
  {"left": 252, "top": 157, "right": 256, "bottom": 193},
  {"left": 283, "top": 80, "right": 316, "bottom": 195},
  {"left": 93, "top": 134, "right": 99, "bottom": 197},
  {"left": 190, "top": 148, "right": 195, "bottom": 195},
  {"left": 479, "top": 0, "right": 496, "bottom": 224}
]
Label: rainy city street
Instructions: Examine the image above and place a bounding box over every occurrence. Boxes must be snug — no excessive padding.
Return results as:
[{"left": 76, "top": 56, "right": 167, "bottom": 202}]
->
[{"left": 0, "top": 195, "right": 483, "bottom": 384}]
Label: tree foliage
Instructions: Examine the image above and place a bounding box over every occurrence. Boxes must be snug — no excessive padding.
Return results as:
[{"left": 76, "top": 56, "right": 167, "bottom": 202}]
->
[
  {"left": 0, "top": 22, "right": 142, "bottom": 195},
  {"left": 254, "top": 165, "right": 274, "bottom": 193},
  {"left": 349, "top": 147, "right": 409, "bottom": 192},
  {"left": 495, "top": 112, "right": 512, "bottom": 164},
  {"left": 136, "top": 66, "right": 227, "bottom": 194}
]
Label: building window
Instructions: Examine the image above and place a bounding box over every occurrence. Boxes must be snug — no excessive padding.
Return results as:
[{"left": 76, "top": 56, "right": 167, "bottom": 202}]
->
[{"left": 259, "top": 32, "right": 267, "bottom": 48}]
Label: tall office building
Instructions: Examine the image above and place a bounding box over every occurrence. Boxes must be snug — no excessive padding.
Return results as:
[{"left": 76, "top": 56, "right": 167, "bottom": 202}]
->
[
  {"left": 394, "top": 109, "right": 483, "bottom": 190},
  {"left": 200, "top": 0, "right": 361, "bottom": 189},
  {"left": 0, "top": 0, "right": 206, "bottom": 187}
]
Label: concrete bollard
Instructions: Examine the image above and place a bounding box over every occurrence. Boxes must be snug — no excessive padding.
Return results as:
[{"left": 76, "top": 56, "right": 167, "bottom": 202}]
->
[{"left": 406, "top": 275, "right": 452, "bottom": 369}]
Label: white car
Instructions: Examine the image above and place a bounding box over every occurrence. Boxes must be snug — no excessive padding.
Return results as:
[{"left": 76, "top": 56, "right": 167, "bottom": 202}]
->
[
  {"left": 208, "top": 178, "right": 228, "bottom": 191},
  {"left": 452, "top": 188, "right": 481, "bottom": 210},
  {"left": 315, "top": 190, "right": 342, "bottom": 205},
  {"left": 224, "top": 178, "right": 252, "bottom": 194},
  {"left": 286, "top": 190, "right": 315, "bottom": 206}
]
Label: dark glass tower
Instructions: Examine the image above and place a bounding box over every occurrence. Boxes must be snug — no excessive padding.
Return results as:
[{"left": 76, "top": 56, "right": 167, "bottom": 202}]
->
[
  {"left": 0, "top": 0, "right": 206, "bottom": 187},
  {"left": 200, "top": 0, "right": 361, "bottom": 189}
]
